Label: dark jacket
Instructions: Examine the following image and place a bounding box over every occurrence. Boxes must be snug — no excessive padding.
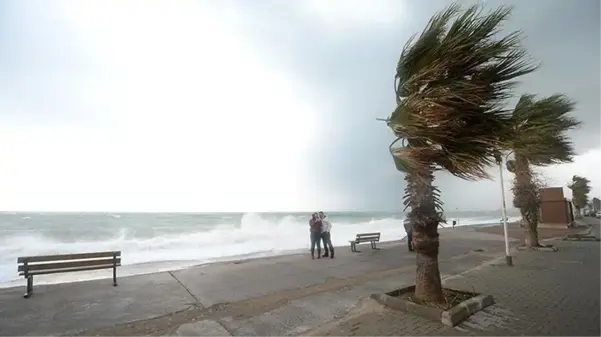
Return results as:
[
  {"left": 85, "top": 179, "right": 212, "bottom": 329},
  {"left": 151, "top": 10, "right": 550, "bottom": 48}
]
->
[
  {"left": 403, "top": 219, "right": 412, "bottom": 233},
  {"left": 309, "top": 219, "right": 322, "bottom": 233}
]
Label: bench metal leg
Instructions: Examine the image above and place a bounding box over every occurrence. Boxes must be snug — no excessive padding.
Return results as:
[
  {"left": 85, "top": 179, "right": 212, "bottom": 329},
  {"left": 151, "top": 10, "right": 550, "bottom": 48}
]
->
[
  {"left": 350, "top": 242, "right": 356, "bottom": 252},
  {"left": 371, "top": 241, "right": 380, "bottom": 250},
  {"left": 113, "top": 265, "right": 118, "bottom": 287},
  {"left": 24, "top": 276, "right": 33, "bottom": 298}
]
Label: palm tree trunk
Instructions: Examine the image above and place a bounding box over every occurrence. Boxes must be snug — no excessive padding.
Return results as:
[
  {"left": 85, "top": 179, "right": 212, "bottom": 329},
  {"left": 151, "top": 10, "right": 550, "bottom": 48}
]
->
[
  {"left": 513, "top": 154, "right": 540, "bottom": 247},
  {"left": 405, "top": 165, "right": 444, "bottom": 303},
  {"left": 521, "top": 207, "right": 539, "bottom": 247}
]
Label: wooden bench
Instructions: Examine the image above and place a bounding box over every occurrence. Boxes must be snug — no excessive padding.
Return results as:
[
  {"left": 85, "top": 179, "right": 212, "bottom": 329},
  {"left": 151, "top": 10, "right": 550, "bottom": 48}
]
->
[
  {"left": 349, "top": 232, "right": 381, "bottom": 252},
  {"left": 17, "top": 251, "right": 121, "bottom": 298}
]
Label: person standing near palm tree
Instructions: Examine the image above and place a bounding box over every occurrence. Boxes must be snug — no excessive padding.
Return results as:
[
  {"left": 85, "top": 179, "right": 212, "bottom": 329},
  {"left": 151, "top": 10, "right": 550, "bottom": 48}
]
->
[{"left": 403, "top": 218, "right": 414, "bottom": 252}]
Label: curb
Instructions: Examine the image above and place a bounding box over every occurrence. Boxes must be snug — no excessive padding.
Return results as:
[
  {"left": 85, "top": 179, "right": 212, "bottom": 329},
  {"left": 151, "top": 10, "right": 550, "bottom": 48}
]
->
[
  {"left": 172, "top": 320, "right": 231, "bottom": 336},
  {"left": 563, "top": 235, "right": 600, "bottom": 241},
  {"left": 516, "top": 245, "right": 559, "bottom": 252},
  {"left": 442, "top": 294, "right": 495, "bottom": 327},
  {"left": 370, "top": 289, "right": 495, "bottom": 327}
]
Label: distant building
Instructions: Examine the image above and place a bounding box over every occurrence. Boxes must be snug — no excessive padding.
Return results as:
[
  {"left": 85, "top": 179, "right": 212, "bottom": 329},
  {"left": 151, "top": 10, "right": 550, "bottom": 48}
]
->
[
  {"left": 583, "top": 204, "right": 592, "bottom": 215},
  {"left": 539, "top": 187, "right": 574, "bottom": 226},
  {"left": 593, "top": 198, "right": 600, "bottom": 213}
]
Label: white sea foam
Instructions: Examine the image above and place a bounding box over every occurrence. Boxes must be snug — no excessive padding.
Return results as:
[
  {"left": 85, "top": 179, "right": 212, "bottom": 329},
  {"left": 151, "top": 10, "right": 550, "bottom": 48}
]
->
[{"left": 0, "top": 212, "right": 519, "bottom": 287}]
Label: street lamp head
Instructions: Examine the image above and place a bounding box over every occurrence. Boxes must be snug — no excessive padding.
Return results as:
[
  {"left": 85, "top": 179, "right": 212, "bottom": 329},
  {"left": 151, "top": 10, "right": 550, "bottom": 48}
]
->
[{"left": 493, "top": 151, "right": 502, "bottom": 164}]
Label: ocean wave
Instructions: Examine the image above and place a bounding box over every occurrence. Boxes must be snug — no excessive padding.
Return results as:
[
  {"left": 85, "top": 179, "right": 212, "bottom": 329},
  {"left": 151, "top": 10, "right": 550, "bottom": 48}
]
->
[{"left": 0, "top": 212, "right": 519, "bottom": 285}]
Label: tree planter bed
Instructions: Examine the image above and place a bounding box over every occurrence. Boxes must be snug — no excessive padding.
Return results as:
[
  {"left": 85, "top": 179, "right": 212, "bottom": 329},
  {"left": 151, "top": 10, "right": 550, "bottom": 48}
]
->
[
  {"left": 563, "top": 234, "right": 600, "bottom": 242},
  {"left": 370, "top": 285, "right": 494, "bottom": 327},
  {"left": 516, "top": 244, "right": 559, "bottom": 252}
]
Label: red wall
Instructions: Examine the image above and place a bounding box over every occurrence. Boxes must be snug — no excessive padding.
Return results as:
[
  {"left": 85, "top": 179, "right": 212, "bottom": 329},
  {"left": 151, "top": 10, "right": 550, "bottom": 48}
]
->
[{"left": 539, "top": 188, "right": 569, "bottom": 225}]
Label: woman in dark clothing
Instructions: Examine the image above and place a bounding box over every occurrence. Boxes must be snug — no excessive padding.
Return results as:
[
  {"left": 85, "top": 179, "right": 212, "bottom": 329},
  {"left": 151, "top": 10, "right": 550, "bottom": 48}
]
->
[{"left": 309, "top": 213, "right": 323, "bottom": 259}]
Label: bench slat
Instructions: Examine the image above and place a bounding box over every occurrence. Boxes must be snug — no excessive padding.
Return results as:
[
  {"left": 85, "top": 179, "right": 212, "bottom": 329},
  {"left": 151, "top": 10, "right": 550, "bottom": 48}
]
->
[
  {"left": 19, "top": 263, "right": 121, "bottom": 276},
  {"left": 18, "top": 257, "right": 121, "bottom": 273},
  {"left": 17, "top": 251, "right": 121, "bottom": 263},
  {"left": 354, "top": 231, "right": 381, "bottom": 244},
  {"left": 356, "top": 233, "right": 380, "bottom": 237}
]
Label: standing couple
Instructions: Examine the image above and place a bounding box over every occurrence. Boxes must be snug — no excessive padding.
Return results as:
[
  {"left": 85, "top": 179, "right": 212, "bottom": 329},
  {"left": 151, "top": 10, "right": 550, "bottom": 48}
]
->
[{"left": 309, "top": 211, "right": 335, "bottom": 259}]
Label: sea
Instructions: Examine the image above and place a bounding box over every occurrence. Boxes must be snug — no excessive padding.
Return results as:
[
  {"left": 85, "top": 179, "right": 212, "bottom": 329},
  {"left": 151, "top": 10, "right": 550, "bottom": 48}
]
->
[{"left": 0, "top": 210, "right": 521, "bottom": 287}]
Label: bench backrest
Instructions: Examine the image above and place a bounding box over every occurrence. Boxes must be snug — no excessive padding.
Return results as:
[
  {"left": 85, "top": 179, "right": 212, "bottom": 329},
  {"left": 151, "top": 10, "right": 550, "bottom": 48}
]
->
[
  {"left": 18, "top": 251, "right": 121, "bottom": 277},
  {"left": 355, "top": 232, "right": 381, "bottom": 242}
]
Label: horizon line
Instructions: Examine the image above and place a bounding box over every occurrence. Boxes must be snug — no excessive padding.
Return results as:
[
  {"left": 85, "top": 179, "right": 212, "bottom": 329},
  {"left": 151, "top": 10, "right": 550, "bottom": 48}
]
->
[{"left": 0, "top": 208, "right": 517, "bottom": 214}]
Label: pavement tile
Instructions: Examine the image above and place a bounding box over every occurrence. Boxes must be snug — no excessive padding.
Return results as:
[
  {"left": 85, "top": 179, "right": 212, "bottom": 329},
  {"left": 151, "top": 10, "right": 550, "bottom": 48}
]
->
[{"left": 307, "top": 224, "right": 600, "bottom": 336}]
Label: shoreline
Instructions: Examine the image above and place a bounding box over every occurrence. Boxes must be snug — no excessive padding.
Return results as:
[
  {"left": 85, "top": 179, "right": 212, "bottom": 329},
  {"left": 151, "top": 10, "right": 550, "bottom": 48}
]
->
[
  {"left": 0, "top": 238, "right": 409, "bottom": 290},
  {"left": 0, "top": 226, "right": 518, "bottom": 336},
  {"left": 0, "top": 221, "right": 512, "bottom": 289},
  {"left": 0, "top": 218, "right": 595, "bottom": 336}
]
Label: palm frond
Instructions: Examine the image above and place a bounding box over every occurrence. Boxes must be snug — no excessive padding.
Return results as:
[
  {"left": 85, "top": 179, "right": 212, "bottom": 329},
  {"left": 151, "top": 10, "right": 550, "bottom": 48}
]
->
[
  {"left": 568, "top": 175, "right": 591, "bottom": 208},
  {"left": 387, "top": 3, "right": 537, "bottom": 180},
  {"left": 509, "top": 94, "right": 581, "bottom": 166}
]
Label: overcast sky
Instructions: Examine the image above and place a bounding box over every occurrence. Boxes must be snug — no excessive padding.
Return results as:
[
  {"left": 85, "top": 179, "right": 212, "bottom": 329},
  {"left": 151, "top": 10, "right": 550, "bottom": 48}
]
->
[{"left": 0, "top": 0, "right": 599, "bottom": 212}]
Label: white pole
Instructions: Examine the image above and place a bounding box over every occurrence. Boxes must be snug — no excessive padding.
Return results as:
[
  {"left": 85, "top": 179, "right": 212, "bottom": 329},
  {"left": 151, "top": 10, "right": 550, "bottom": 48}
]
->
[{"left": 498, "top": 160, "right": 513, "bottom": 266}]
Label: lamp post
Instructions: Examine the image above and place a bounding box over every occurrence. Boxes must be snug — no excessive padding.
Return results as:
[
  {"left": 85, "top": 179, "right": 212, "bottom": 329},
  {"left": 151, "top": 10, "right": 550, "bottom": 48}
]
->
[{"left": 498, "top": 158, "right": 513, "bottom": 266}]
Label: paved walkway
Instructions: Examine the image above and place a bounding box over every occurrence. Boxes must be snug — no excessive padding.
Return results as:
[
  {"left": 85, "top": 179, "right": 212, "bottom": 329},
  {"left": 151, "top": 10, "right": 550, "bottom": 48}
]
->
[
  {"left": 0, "top": 219, "right": 596, "bottom": 336},
  {"left": 307, "top": 217, "right": 601, "bottom": 336}
]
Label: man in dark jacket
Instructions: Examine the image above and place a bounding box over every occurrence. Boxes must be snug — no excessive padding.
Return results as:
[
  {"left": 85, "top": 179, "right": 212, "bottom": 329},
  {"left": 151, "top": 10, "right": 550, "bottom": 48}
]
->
[
  {"left": 319, "top": 211, "right": 334, "bottom": 258},
  {"left": 403, "top": 218, "right": 414, "bottom": 252}
]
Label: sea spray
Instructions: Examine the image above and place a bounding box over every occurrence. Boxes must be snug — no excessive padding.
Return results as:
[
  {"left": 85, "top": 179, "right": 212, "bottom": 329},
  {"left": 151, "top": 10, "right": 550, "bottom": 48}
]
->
[{"left": 0, "top": 211, "right": 520, "bottom": 286}]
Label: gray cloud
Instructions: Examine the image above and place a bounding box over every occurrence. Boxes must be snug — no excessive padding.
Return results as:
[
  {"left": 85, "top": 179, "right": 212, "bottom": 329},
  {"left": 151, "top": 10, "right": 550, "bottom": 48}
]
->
[
  {"left": 1, "top": 0, "right": 597, "bottom": 212},
  {"left": 231, "top": 0, "right": 600, "bottom": 211},
  {"left": 0, "top": 3, "right": 107, "bottom": 127}
]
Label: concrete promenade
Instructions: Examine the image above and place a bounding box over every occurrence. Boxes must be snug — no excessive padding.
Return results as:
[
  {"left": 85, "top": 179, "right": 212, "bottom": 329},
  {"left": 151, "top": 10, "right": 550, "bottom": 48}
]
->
[
  {"left": 0, "top": 219, "right": 596, "bottom": 336},
  {"left": 308, "top": 217, "right": 600, "bottom": 336}
]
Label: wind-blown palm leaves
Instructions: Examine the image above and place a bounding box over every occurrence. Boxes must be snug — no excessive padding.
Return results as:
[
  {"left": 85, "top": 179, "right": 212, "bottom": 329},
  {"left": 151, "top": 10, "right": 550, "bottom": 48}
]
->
[
  {"left": 568, "top": 175, "right": 591, "bottom": 217},
  {"left": 384, "top": 4, "right": 536, "bottom": 303},
  {"left": 506, "top": 94, "right": 580, "bottom": 247}
]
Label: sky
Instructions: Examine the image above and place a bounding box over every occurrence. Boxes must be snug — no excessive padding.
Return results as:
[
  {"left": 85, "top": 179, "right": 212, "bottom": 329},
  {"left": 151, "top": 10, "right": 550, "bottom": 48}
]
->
[{"left": 0, "top": 0, "right": 599, "bottom": 212}]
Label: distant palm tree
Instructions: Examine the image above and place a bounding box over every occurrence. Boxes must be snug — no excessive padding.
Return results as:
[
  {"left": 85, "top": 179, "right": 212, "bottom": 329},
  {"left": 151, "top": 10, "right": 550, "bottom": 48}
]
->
[
  {"left": 568, "top": 175, "right": 591, "bottom": 218},
  {"left": 505, "top": 95, "right": 580, "bottom": 247},
  {"left": 384, "top": 4, "right": 536, "bottom": 303}
]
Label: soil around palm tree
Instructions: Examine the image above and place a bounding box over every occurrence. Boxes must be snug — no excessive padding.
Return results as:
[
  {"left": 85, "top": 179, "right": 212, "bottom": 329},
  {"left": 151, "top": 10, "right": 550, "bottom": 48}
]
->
[
  {"left": 373, "top": 285, "right": 494, "bottom": 326},
  {"left": 387, "top": 287, "right": 476, "bottom": 311},
  {"left": 516, "top": 244, "right": 559, "bottom": 252}
]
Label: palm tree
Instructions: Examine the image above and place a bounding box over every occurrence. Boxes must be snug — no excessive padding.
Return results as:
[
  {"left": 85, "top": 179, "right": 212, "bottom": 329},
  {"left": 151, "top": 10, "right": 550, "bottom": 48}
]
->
[
  {"left": 568, "top": 175, "right": 591, "bottom": 217},
  {"left": 505, "top": 95, "right": 580, "bottom": 247},
  {"left": 384, "top": 4, "right": 536, "bottom": 303}
]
